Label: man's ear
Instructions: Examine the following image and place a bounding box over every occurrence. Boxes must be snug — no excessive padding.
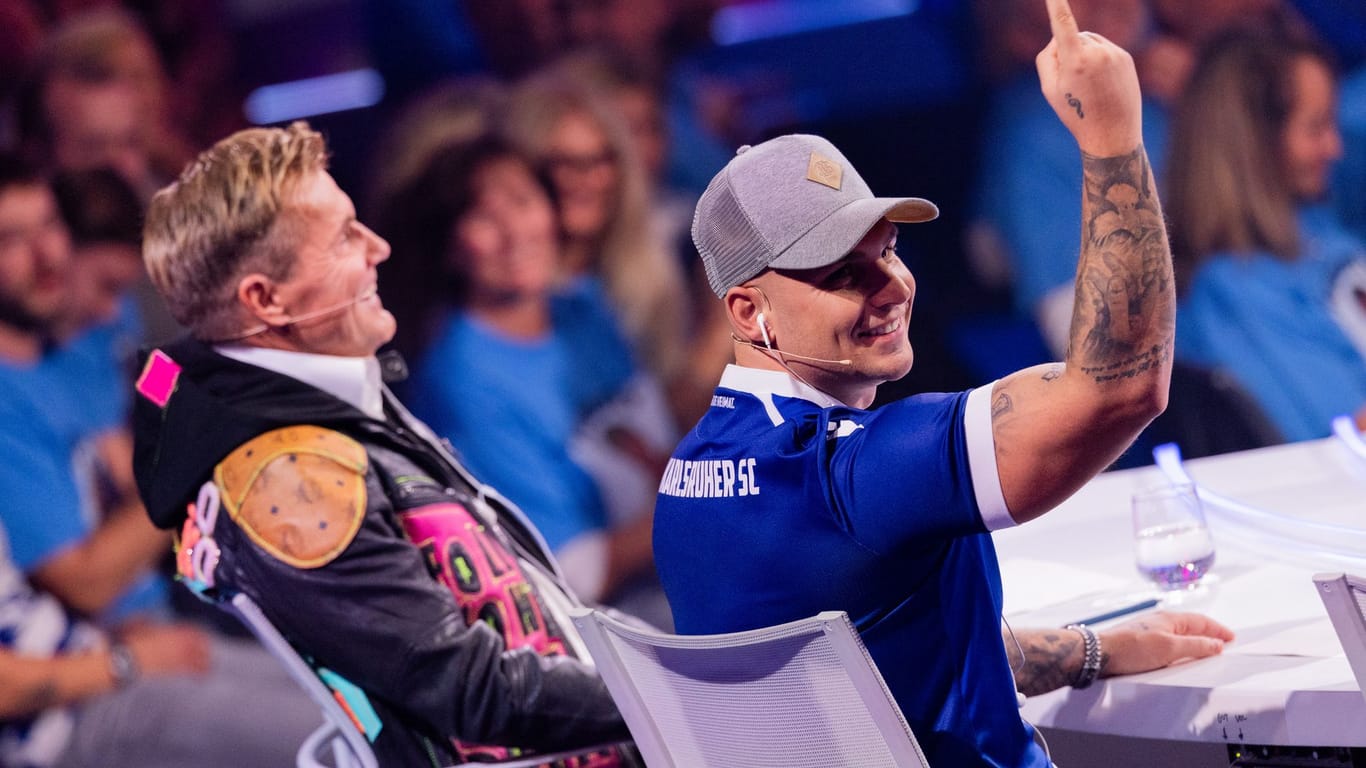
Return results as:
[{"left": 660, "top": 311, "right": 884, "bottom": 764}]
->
[
  {"left": 237, "top": 273, "right": 289, "bottom": 329},
  {"left": 724, "top": 285, "right": 766, "bottom": 346}
]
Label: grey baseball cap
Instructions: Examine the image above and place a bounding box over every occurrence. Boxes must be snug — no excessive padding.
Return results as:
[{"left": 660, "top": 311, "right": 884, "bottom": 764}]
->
[{"left": 692, "top": 134, "right": 939, "bottom": 297}]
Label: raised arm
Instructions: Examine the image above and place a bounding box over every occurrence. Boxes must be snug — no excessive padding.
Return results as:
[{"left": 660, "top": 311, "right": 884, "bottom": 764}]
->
[{"left": 990, "top": 0, "right": 1174, "bottom": 523}]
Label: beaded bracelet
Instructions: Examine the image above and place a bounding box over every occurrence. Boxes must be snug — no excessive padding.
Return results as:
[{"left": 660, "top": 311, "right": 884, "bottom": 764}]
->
[{"left": 1064, "top": 623, "right": 1102, "bottom": 689}]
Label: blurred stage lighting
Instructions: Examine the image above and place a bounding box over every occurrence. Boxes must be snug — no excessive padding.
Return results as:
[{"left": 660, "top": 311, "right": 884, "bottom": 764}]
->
[
  {"left": 712, "top": 0, "right": 918, "bottom": 45},
  {"left": 245, "top": 68, "right": 385, "bottom": 125}
]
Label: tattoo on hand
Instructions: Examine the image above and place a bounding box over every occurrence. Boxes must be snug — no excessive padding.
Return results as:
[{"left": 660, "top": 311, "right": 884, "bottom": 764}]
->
[{"left": 1065, "top": 92, "right": 1084, "bottom": 119}]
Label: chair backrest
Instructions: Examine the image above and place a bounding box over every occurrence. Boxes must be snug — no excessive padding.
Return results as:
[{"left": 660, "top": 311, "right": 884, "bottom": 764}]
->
[
  {"left": 569, "top": 608, "right": 930, "bottom": 768},
  {"left": 1314, "top": 572, "right": 1366, "bottom": 706},
  {"left": 224, "top": 592, "right": 630, "bottom": 768},
  {"left": 222, "top": 593, "right": 379, "bottom": 768}
]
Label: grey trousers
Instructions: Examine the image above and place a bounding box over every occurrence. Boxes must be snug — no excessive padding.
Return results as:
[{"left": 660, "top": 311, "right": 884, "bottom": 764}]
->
[{"left": 54, "top": 634, "right": 319, "bottom": 768}]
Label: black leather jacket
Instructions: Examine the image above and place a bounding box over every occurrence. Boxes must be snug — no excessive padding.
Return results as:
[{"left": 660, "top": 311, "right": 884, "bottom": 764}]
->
[{"left": 132, "top": 337, "right": 629, "bottom": 766}]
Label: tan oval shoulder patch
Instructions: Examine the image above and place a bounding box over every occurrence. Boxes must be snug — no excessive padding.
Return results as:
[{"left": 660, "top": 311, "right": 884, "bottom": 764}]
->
[{"left": 214, "top": 426, "right": 368, "bottom": 569}]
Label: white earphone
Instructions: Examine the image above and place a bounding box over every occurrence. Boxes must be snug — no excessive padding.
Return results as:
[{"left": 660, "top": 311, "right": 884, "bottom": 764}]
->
[{"left": 757, "top": 312, "right": 773, "bottom": 349}]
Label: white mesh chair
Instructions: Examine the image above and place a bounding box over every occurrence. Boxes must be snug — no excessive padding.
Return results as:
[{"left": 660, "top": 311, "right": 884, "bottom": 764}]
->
[
  {"left": 1314, "top": 572, "right": 1366, "bottom": 706},
  {"left": 225, "top": 592, "right": 622, "bottom": 768},
  {"left": 569, "top": 607, "right": 930, "bottom": 768},
  {"left": 221, "top": 593, "right": 378, "bottom": 768}
]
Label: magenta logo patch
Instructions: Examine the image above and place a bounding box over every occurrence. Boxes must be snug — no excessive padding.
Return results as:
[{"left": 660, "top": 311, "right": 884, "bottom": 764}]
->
[{"left": 136, "top": 349, "right": 181, "bottom": 408}]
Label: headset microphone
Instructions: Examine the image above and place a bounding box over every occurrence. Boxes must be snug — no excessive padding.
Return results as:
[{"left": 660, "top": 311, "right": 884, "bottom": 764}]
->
[
  {"left": 281, "top": 285, "right": 378, "bottom": 326},
  {"left": 771, "top": 348, "right": 854, "bottom": 368},
  {"left": 222, "top": 285, "right": 379, "bottom": 341},
  {"left": 741, "top": 299, "right": 851, "bottom": 369},
  {"left": 730, "top": 334, "right": 852, "bottom": 369}
]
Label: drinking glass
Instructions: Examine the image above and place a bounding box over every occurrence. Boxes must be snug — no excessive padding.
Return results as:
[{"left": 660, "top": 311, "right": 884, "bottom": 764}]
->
[{"left": 1131, "top": 483, "right": 1216, "bottom": 592}]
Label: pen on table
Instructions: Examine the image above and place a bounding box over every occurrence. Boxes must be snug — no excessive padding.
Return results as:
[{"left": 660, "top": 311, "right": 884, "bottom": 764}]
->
[{"left": 1070, "top": 598, "right": 1161, "bottom": 626}]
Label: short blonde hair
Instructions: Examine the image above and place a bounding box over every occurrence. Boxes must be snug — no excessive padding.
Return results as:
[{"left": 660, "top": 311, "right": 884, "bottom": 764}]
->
[{"left": 143, "top": 121, "right": 327, "bottom": 339}]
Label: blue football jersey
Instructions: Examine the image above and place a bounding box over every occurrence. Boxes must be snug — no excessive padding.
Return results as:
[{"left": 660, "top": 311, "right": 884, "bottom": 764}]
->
[{"left": 654, "top": 365, "right": 1048, "bottom": 768}]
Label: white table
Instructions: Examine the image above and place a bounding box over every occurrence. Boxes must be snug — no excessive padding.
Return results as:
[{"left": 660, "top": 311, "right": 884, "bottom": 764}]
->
[{"left": 993, "top": 437, "right": 1366, "bottom": 756}]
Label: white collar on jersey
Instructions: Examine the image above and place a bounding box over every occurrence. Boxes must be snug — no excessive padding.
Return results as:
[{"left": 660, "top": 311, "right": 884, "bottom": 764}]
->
[{"left": 718, "top": 364, "right": 845, "bottom": 408}]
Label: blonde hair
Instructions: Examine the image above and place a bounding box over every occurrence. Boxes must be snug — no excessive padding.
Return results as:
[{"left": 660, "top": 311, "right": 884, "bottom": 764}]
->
[
  {"left": 1164, "top": 29, "right": 1332, "bottom": 286},
  {"left": 501, "top": 66, "right": 687, "bottom": 380},
  {"left": 143, "top": 121, "right": 327, "bottom": 340}
]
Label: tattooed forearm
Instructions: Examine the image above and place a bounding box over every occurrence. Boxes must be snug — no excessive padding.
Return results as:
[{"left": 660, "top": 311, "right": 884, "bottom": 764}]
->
[
  {"left": 1004, "top": 627, "right": 1110, "bottom": 696},
  {"left": 1079, "top": 342, "right": 1170, "bottom": 382},
  {"left": 1067, "top": 146, "right": 1174, "bottom": 383}
]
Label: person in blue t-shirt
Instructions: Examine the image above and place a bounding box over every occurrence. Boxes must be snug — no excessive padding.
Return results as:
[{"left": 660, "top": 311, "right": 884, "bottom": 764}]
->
[
  {"left": 0, "top": 151, "right": 318, "bottom": 768},
  {"left": 378, "top": 133, "right": 672, "bottom": 625},
  {"left": 654, "top": 2, "right": 1234, "bottom": 766},
  {"left": 1165, "top": 27, "right": 1366, "bottom": 443}
]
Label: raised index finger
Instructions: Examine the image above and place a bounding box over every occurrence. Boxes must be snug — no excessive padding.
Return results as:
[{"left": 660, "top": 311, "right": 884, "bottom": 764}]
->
[{"left": 1045, "top": 0, "right": 1080, "bottom": 47}]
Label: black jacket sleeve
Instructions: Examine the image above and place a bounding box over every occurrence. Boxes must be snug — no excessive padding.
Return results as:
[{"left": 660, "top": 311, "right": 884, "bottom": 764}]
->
[{"left": 211, "top": 469, "right": 628, "bottom": 755}]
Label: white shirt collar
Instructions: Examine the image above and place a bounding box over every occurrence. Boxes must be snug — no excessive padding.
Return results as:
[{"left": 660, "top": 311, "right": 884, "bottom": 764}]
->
[
  {"left": 717, "top": 364, "right": 846, "bottom": 408},
  {"left": 213, "top": 345, "right": 385, "bottom": 420}
]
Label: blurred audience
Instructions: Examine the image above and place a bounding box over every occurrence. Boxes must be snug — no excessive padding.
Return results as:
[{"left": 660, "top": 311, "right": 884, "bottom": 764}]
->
[
  {"left": 1141, "top": 0, "right": 1293, "bottom": 106},
  {"left": 503, "top": 63, "right": 721, "bottom": 427},
  {"left": 0, "top": 153, "right": 159, "bottom": 621},
  {"left": 364, "top": 75, "right": 507, "bottom": 239},
  {"left": 0, "top": 0, "right": 45, "bottom": 146},
  {"left": 969, "top": 0, "right": 1176, "bottom": 358},
  {"left": 459, "top": 0, "right": 717, "bottom": 79},
  {"left": 556, "top": 51, "right": 692, "bottom": 260},
  {"left": 0, "top": 514, "right": 315, "bottom": 768},
  {"left": 51, "top": 167, "right": 142, "bottom": 345},
  {"left": 13, "top": 8, "right": 190, "bottom": 343},
  {"left": 1334, "top": 60, "right": 1366, "bottom": 242},
  {"left": 0, "top": 151, "right": 315, "bottom": 766},
  {"left": 967, "top": 0, "right": 1307, "bottom": 360},
  {"left": 378, "top": 134, "right": 671, "bottom": 626},
  {"left": 1166, "top": 27, "right": 1366, "bottom": 442},
  {"left": 16, "top": 8, "right": 194, "bottom": 201},
  {"left": 44, "top": 169, "right": 145, "bottom": 512},
  {"left": 554, "top": 49, "right": 734, "bottom": 426}
]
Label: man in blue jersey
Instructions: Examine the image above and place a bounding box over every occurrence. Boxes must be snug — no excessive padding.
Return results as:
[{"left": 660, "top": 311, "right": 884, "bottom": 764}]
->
[{"left": 654, "top": 0, "right": 1234, "bottom": 766}]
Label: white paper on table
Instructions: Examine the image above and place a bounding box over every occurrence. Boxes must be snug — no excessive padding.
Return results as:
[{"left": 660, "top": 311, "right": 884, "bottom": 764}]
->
[{"left": 1221, "top": 618, "right": 1347, "bottom": 658}]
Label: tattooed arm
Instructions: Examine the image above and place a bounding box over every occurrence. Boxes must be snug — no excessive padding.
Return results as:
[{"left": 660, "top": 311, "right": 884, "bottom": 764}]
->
[
  {"left": 988, "top": 0, "right": 1174, "bottom": 523},
  {"left": 1005, "top": 613, "right": 1234, "bottom": 696}
]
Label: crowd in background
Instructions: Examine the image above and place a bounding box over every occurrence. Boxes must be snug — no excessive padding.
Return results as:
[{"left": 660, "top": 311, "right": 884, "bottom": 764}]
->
[{"left": 0, "top": 0, "right": 1364, "bottom": 762}]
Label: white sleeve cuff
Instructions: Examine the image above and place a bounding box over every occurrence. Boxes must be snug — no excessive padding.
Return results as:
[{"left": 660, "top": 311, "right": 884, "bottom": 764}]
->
[{"left": 965, "top": 383, "right": 1016, "bottom": 531}]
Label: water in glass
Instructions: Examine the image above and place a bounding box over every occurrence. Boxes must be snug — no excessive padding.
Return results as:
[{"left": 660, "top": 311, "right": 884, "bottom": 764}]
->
[{"left": 1132, "top": 484, "right": 1215, "bottom": 591}]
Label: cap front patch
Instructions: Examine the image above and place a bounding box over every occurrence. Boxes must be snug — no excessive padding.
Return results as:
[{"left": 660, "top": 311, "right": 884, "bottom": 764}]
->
[{"left": 806, "top": 152, "right": 843, "bottom": 190}]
